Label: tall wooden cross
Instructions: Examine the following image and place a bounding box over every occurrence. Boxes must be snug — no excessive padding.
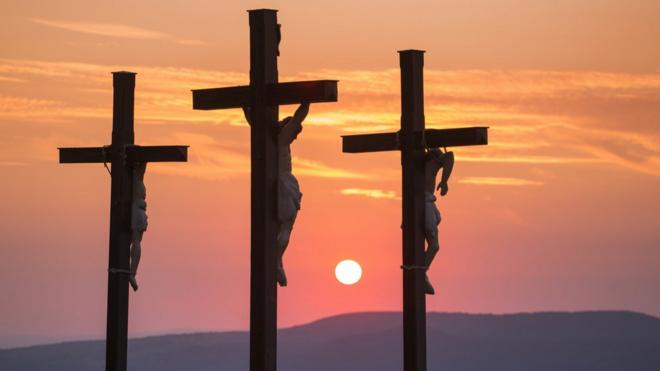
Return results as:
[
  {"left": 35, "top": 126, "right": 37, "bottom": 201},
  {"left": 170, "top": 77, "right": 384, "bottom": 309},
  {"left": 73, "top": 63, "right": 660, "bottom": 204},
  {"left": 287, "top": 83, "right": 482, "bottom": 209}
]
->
[
  {"left": 59, "top": 71, "right": 188, "bottom": 371},
  {"left": 342, "top": 50, "right": 488, "bottom": 371},
  {"left": 191, "top": 9, "right": 338, "bottom": 371}
]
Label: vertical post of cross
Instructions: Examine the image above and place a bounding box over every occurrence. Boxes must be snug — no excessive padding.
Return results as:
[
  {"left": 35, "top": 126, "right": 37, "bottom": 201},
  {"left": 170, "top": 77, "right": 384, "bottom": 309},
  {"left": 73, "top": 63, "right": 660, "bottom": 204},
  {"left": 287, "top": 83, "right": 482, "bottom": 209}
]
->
[
  {"left": 342, "top": 50, "right": 487, "bottom": 371},
  {"left": 248, "top": 9, "right": 279, "bottom": 371},
  {"left": 106, "top": 71, "right": 135, "bottom": 371},
  {"left": 400, "top": 50, "right": 427, "bottom": 371}
]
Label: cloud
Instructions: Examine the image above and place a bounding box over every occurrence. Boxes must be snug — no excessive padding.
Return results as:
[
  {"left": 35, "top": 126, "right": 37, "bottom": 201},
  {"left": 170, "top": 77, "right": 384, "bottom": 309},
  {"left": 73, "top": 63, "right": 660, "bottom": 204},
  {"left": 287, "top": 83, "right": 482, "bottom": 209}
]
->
[
  {"left": 1, "top": 57, "right": 659, "bottom": 178},
  {"left": 458, "top": 177, "right": 544, "bottom": 186},
  {"left": 294, "top": 157, "right": 369, "bottom": 180},
  {"left": 457, "top": 154, "right": 606, "bottom": 164},
  {"left": 150, "top": 132, "right": 250, "bottom": 181},
  {"left": 340, "top": 188, "right": 400, "bottom": 200},
  {"left": 174, "top": 39, "right": 206, "bottom": 46},
  {"left": 30, "top": 18, "right": 206, "bottom": 46},
  {"left": 575, "top": 142, "right": 660, "bottom": 177},
  {"left": 0, "top": 95, "right": 61, "bottom": 114},
  {"left": 0, "top": 161, "right": 27, "bottom": 167},
  {"left": 0, "top": 76, "right": 24, "bottom": 83},
  {"left": 144, "top": 132, "right": 367, "bottom": 181}
]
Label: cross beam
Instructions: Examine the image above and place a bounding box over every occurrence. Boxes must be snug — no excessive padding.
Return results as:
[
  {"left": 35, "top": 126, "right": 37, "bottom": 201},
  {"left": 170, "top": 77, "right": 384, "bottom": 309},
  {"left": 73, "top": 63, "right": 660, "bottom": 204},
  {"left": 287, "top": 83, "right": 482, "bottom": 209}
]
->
[
  {"left": 342, "top": 50, "right": 488, "bottom": 371},
  {"left": 191, "top": 9, "right": 338, "bottom": 371},
  {"left": 193, "top": 80, "right": 337, "bottom": 110},
  {"left": 58, "top": 72, "right": 188, "bottom": 371},
  {"left": 342, "top": 127, "right": 488, "bottom": 153},
  {"left": 59, "top": 145, "right": 188, "bottom": 163}
]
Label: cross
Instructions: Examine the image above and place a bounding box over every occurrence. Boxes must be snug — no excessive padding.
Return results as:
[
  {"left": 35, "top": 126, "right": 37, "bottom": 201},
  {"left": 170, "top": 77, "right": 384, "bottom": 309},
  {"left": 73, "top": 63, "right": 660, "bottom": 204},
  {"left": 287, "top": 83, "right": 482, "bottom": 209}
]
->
[
  {"left": 191, "top": 9, "right": 338, "bottom": 371},
  {"left": 59, "top": 71, "right": 188, "bottom": 371},
  {"left": 342, "top": 50, "right": 488, "bottom": 371}
]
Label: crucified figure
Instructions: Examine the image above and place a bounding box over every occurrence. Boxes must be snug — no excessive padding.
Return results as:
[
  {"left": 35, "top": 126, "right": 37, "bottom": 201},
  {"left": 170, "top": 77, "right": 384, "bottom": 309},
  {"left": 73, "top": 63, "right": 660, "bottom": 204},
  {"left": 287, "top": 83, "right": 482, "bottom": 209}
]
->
[
  {"left": 423, "top": 148, "right": 454, "bottom": 295},
  {"left": 243, "top": 103, "right": 310, "bottom": 287},
  {"left": 129, "top": 162, "right": 148, "bottom": 291}
]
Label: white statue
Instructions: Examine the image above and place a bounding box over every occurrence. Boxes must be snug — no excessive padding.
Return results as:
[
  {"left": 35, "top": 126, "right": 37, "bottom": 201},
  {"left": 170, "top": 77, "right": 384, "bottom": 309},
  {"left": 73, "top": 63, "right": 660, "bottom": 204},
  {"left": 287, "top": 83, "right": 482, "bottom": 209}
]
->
[
  {"left": 423, "top": 148, "right": 454, "bottom": 295},
  {"left": 129, "top": 162, "right": 148, "bottom": 291},
  {"left": 243, "top": 103, "right": 310, "bottom": 287}
]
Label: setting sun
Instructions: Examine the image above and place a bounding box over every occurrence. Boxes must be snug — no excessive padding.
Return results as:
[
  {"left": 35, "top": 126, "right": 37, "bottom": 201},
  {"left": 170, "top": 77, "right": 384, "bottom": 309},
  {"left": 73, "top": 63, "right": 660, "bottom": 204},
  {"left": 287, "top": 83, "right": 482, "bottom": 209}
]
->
[{"left": 335, "top": 260, "right": 362, "bottom": 285}]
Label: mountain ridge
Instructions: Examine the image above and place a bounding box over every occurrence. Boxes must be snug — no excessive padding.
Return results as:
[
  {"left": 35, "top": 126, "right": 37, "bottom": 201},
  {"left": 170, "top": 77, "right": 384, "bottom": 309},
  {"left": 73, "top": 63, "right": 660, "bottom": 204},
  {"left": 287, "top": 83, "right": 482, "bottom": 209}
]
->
[
  {"left": 2, "top": 310, "right": 659, "bottom": 371},
  {"left": 5, "top": 310, "right": 657, "bottom": 351}
]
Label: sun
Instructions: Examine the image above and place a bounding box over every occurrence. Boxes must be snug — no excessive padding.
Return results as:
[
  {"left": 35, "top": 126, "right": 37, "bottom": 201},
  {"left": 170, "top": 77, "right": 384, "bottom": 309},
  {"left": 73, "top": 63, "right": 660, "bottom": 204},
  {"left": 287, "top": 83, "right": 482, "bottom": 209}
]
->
[{"left": 335, "top": 260, "right": 362, "bottom": 285}]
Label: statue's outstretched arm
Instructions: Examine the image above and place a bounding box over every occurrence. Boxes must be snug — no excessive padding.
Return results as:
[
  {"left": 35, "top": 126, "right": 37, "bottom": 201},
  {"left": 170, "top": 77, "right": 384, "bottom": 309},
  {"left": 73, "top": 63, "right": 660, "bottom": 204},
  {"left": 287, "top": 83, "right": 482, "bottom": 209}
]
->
[
  {"left": 427, "top": 148, "right": 454, "bottom": 196},
  {"left": 279, "top": 103, "right": 310, "bottom": 143},
  {"left": 437, "top": 151, "right": 454, "bottom": 196},
  {"left": 292, "top": 102, "right": 310, "bottom": 124}
]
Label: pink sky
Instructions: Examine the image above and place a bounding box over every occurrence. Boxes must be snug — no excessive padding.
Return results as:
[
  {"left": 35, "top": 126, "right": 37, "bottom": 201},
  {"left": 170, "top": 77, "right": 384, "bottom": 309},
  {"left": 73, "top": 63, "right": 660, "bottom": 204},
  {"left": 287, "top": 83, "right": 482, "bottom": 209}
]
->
[{"left": 0, "top": 0, "right": 659, "bottom": 347}]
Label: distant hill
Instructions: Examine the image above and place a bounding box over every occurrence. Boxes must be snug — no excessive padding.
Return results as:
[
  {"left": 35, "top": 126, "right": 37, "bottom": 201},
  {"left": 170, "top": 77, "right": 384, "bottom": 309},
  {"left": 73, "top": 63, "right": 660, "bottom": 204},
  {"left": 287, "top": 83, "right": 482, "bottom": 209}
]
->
[{"left": 2, "top": 311, "right": 660, "bottom": 371}]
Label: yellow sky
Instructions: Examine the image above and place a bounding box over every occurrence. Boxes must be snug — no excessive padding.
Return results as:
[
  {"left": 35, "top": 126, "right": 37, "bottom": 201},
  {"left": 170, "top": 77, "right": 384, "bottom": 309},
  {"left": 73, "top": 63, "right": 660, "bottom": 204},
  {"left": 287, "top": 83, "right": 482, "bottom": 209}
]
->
[{"left": 0, "top": 0, "right": 659, "bottom": 347}]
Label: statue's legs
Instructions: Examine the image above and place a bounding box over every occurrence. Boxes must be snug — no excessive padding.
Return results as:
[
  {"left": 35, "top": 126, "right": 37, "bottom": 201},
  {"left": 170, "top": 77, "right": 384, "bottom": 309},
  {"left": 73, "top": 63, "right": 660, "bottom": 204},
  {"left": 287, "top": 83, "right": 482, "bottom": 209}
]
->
[
  {"left": 277, "top": 174, "right": 301, "bottom": 287},
  {"left": 276, "top": 217, "right": 295, "bottom": 287},
  {"left": 129, "top": 230, "right": 143, "bottom": 291},
  {"left": 424, "top": 199, "right": 441, "bottom": 295},
  {"left": 424, "top": 230, "right": 439, "bottom": 268},
  {"left": 423, "top": 228, "right": 439, "bottom": 295}
]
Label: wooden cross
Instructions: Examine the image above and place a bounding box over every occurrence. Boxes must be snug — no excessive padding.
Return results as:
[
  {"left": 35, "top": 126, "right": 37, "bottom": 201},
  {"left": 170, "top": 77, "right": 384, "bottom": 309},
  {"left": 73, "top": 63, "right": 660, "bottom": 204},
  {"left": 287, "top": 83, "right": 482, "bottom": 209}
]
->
[
  {"left": 342, "top": 50, "right": 488, "bottom": 371},
  {"left": 191, "top": 9, "right": 338, "bottom": 371},
  {"left": 59, "top": 71, "right": 188, "bottom": 371}
]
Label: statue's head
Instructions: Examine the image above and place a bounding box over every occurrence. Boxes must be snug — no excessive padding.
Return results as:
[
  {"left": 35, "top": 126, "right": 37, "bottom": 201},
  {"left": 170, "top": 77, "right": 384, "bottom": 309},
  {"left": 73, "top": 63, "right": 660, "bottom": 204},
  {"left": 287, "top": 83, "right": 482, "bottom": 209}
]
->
[
  {"left": 134, "top": 162, "right": 147, "bottom": 178},
  {"left": 133, "top": 162, "right": 147, "bottom": 199},
  {"left": 280, "top": 116, "right": 291, "bottom": 130},
  {"left": 133, "top": 183, "right": 146, "bottom": 201},
  {"left": 428, "top": 147, "right": 442, "bottom": 159},
  {"left": 280, "top": 116, "right": 303, "bottom": 140},
  {"left": 292, "top": 123, "right": 303, "bottom": 140}
]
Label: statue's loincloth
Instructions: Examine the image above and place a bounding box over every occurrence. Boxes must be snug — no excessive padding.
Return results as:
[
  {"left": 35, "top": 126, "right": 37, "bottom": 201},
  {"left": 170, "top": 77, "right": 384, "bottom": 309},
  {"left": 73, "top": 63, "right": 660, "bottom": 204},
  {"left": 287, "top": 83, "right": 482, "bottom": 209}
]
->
[
  {"left": 132, "top": 200, "right": 148, "bottom": 232},
  {"left": 279, "top": 172, "right": 302, "bottom": 222},
  {"left": 425, "top": 192, "right": 441, "bottom": 231}
]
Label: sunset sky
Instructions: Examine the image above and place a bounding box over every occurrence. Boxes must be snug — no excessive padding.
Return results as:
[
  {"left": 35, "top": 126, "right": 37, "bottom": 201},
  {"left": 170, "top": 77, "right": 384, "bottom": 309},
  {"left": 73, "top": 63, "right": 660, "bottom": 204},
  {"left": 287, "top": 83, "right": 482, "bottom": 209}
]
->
[{"left": 1, "top": 0, "right": 659, "bottom": 348}]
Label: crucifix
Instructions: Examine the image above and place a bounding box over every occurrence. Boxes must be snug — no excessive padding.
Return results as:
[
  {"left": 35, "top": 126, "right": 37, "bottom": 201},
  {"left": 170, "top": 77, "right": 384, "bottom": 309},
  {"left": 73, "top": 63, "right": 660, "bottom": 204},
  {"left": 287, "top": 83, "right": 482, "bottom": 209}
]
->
[
  {"left": 59, "top": 71, "right": 188, "bottom": 371},
  {"left": 191, "top": 9, "right": 338, "bottom": 371},
  {"left": 342, "top": 50, "right": 488, "bottom": 371}
]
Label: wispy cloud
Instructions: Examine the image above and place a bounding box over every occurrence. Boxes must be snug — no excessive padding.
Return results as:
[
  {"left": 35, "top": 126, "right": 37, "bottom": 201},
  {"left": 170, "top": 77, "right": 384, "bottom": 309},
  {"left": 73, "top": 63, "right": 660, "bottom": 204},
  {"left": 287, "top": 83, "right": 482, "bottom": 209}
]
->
[
  {"left": 30, "top": 18, "right": 206, "bottom": 46},
  {"left": 0, "top": 95, "right": 61, "bottom": 114},
  {"left": 0, "top": 75, "right": 24, "bottom": 83},
  {"left": 340, "top": 188, "right": 400, "bottom": 200},
  {"left": 458, "top": 177, "right": 544, "bottom": 186},
  {"left": 1, "top": 58, "right": 659, "bottom": 177},
  {"left": 150, "top": 132, "right": 250, "bottom": 181},
  {"left": 145, "top": 132, "right": 367, "bottom": 181},
  {"left": 294, "top": 157, "right": 369, "bottom": 180},
  {"left": 457, "top": 154, "right": 606, "bottom": 164},
  {"left": 0, "top": 161, "right": 27, "bottom": 167}
]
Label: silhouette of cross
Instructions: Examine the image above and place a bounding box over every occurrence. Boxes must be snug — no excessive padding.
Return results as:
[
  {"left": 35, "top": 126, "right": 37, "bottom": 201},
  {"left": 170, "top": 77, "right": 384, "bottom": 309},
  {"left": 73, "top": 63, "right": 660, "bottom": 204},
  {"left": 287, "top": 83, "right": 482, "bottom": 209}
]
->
[
  {"left": 191, "top": 9, "right": 338, "bottom": 371},
  {"left": 59, "top": 72, "right": 188, "bottom": 371},
  {"left": 342, "top": 50, "right": 488, "bottom": 371}
]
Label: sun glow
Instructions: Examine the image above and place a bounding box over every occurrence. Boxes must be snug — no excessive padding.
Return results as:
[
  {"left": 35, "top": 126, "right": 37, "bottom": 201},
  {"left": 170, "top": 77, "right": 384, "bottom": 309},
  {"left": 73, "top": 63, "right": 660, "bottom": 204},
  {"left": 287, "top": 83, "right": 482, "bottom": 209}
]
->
[{"left": 335, "top": 260, "right": 362, "bottom": 285}]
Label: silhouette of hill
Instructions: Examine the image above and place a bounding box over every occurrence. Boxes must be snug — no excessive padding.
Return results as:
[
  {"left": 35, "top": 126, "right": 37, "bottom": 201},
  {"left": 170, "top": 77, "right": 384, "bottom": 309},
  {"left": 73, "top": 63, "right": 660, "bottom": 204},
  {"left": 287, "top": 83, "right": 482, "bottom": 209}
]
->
[{"left": 2, "top": 311, "right": 659, "bottom": 371}]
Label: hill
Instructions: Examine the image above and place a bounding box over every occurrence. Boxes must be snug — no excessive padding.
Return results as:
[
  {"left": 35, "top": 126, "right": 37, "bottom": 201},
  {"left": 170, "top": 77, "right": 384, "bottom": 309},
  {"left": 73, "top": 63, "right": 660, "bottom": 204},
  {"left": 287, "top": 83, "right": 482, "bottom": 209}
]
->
[{"left": 2, "top": 311, "right": 659, "bottom": 370}]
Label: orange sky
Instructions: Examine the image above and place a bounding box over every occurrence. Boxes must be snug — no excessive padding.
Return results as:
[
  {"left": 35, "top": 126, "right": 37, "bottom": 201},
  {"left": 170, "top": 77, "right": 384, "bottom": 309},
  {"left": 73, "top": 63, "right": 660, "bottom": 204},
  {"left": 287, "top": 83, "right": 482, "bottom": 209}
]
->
[{"left": 1, "top": 0, "right": 659, "bottom": 347}]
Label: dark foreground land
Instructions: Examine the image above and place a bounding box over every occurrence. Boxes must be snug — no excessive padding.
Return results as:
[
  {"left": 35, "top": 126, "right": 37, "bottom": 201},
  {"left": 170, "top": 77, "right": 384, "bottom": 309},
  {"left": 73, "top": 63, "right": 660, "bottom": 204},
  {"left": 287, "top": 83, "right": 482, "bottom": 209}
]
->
[{"left": 2, "top": 311, "right": 660, "bottom": 371}]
